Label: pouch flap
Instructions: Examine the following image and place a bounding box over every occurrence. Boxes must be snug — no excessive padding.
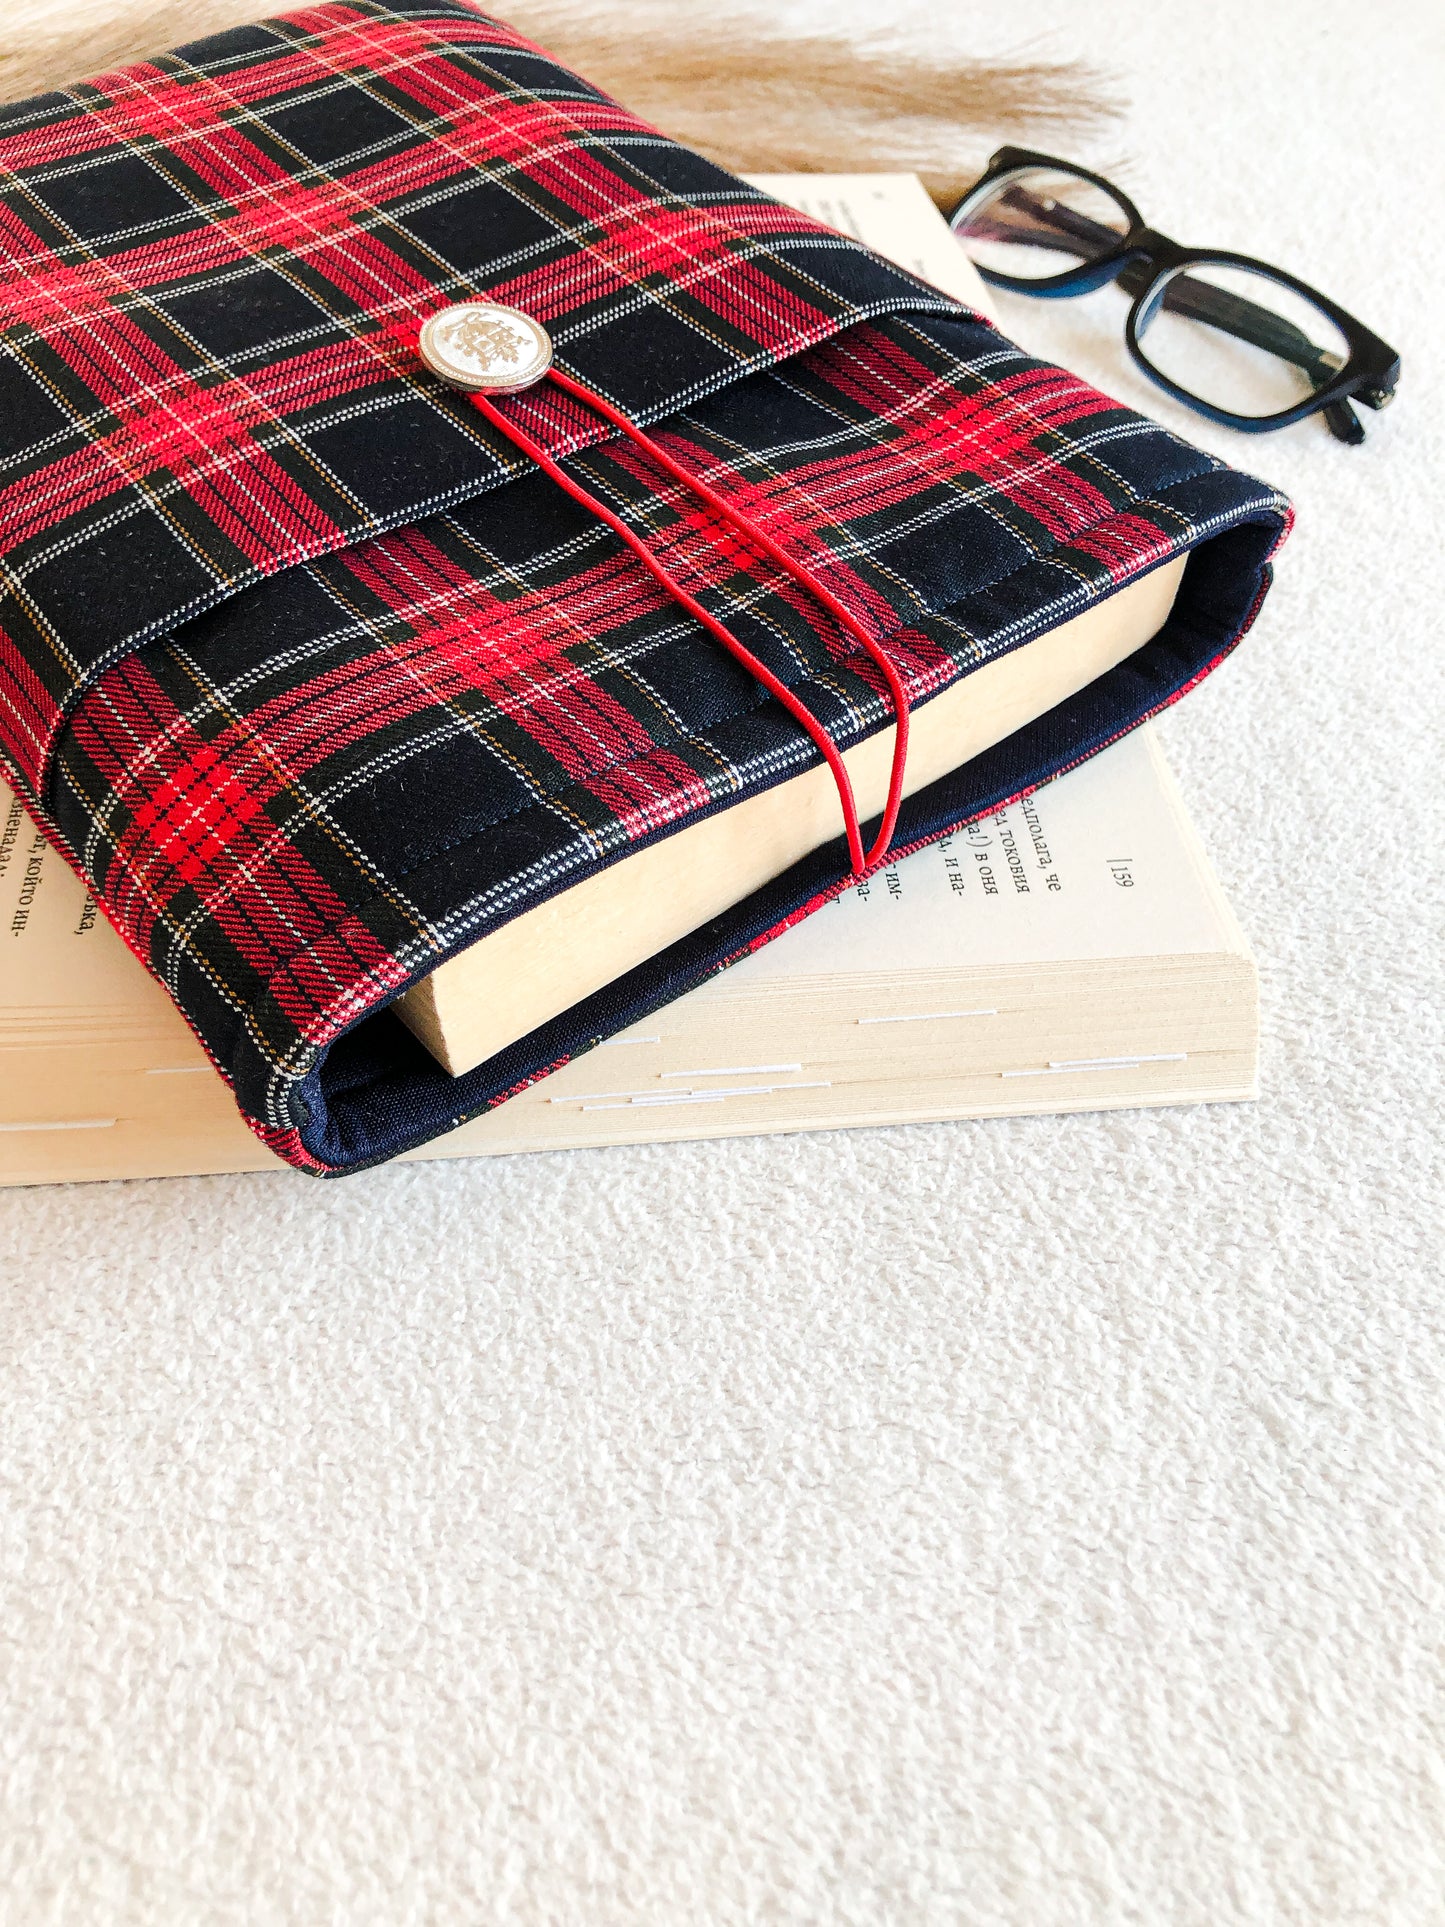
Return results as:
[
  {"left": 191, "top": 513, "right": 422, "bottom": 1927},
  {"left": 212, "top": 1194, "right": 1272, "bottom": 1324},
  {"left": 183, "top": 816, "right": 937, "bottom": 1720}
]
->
[{"left": 0, "top": 0, "right": 956, "bottom": 796}]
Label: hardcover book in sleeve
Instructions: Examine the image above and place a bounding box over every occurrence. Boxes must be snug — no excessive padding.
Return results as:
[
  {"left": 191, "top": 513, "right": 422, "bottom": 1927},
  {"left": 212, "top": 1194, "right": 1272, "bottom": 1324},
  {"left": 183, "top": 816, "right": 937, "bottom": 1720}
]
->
[{"left": 0, "top": 3, "right": 1289, "bottom": 1176}]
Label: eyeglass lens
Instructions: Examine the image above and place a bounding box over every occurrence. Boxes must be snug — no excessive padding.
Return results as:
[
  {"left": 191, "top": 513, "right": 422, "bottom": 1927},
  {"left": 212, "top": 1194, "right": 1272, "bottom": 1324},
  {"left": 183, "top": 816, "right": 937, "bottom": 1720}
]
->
[
  {"left": 1133, "top": 262, "right": 1351, "bottom": 419},
  {"left": 951, "top": 167, "right": 1131, "bottom": 280}
]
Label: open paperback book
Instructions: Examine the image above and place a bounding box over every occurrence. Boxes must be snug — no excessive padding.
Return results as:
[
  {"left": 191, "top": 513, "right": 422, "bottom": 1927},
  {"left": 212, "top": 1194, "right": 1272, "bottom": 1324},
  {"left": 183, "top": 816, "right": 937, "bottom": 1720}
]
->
[
  {"left": 0, "top": 176, "right": 1257, "bottom": 1187},
  {"left": 0, "top": 716, "right": 1255, "bottom": 1186}
]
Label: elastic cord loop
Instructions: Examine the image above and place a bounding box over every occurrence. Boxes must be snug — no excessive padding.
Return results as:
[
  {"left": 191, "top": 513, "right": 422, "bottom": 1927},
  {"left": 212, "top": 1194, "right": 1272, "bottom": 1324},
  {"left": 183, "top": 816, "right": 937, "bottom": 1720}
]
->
[
  {"left": 547, "top": 368, "right": 912, "bottom": 866},
  {"left": 464, "top": 383, "right": 866, "bottom": 872},
  {"left": 459, "top": 370, "right": 916, "bottom": 876}
]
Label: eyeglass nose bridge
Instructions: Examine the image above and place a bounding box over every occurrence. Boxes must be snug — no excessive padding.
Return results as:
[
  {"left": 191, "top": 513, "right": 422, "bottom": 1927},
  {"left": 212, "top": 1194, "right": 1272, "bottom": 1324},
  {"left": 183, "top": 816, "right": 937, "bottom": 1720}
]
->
[
  {"left": 1112, "top": 232, "right": 1186, "bottom": 299},
  {"left": 1033, "top": 231, "right": 1177, "bottom": 304}
]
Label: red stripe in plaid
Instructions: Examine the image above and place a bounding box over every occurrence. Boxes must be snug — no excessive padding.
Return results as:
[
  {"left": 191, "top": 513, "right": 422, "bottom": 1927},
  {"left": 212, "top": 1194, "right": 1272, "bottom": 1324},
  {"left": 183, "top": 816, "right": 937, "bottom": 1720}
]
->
[
  {"left": 642, "top": 369, "right": 1106, "bottom": 543},
  {"left": 70, "top": 655, "right": 407, "bottom": 1006},
  {"left": 0, "top": 319, "right": 345, "bottom": 564},
  {"left": 129, "top": 740, "right": 265, "bottom": 883},
  {"left": 583, "top": 747, "right": 712, "bottom": 837},
  {"left": 256, "top": 1121, "right": 329, "bottom": 1169},
  {"left": 265, "top": 912, "right": 411, "bottom": 1032},
  {"left": 489, "top": 194, "right": 837, "bottom": 342},
  {"left": 1069, "top": 511, "right": 1176, "bottom": 576},
  {"left": 792, "top": 336, "right": 1126, "bottom": 546},
  {"left": 603, "top": 427, "right": 953, "bottom": 679},
  {"left": 340, "top": 527, "right": 712, "bottom": 803},
  {"left": 0, "top": 630, "right": 54, "bottom": 781}
]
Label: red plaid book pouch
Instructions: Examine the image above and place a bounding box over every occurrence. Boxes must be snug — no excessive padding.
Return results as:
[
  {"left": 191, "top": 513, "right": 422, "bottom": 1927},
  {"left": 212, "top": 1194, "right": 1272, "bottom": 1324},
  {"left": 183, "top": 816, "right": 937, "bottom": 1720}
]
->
[{"left": 0, "top": 0, "right": 1290, "bottom": 1174}]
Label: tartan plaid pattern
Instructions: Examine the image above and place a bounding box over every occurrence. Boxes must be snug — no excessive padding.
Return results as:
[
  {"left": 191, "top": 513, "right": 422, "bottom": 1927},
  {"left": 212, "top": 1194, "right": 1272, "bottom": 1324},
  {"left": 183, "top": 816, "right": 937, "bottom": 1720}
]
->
[
  {"left": 0, "top": 5, "right": 1291, "bottom": 1174},
  {"left": 0, "top": 0, "right": 953, "bottom": 797}
]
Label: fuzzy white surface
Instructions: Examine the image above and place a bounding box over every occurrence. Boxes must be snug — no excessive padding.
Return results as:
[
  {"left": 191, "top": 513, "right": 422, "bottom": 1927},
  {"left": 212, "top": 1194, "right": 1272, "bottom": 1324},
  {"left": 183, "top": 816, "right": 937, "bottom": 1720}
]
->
[{"left": 1, "top": 1, "right": 1442, "bottom": 1920}]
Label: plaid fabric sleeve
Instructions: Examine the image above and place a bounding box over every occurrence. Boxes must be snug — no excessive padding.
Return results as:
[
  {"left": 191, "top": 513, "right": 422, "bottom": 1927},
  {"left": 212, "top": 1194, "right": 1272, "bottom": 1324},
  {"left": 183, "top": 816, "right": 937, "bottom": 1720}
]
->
[{"left": 0, "top": 2, "right": 1291, "bottom": 1174}]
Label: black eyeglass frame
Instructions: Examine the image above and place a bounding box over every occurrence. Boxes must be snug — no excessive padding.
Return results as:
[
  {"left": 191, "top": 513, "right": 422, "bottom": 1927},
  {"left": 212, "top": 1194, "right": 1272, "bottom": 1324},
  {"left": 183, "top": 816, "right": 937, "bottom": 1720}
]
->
[{"left": 948, "top": 146, "right": 1401, "bottom": 445}]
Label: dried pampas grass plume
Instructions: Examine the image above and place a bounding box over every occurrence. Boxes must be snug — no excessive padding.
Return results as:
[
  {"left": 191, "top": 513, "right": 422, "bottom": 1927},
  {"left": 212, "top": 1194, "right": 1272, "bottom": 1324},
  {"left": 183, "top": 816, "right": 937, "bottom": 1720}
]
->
[
  {"left": 502, "top": 3, "right": 1120, "bottom": 208},
  {"left": 0, "top": 0, "right": 1120, "bottom": 209}
]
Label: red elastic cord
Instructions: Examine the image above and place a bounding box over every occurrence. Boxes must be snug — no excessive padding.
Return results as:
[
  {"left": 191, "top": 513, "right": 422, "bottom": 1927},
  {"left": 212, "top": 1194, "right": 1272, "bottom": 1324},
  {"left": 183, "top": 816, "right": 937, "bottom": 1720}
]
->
[
  {"left": 547, "top": 368, "right": 911, "bottom": 866},
  {"left": 463, "top": 371, "right": 912, "bottom": 876}
]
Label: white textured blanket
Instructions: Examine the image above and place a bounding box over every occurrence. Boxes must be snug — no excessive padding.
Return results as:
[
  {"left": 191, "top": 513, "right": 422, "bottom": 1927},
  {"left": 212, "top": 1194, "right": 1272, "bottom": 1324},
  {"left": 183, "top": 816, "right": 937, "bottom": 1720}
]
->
[{"left": 0, "top": 1, "right": 1440, "bottom": 1919}]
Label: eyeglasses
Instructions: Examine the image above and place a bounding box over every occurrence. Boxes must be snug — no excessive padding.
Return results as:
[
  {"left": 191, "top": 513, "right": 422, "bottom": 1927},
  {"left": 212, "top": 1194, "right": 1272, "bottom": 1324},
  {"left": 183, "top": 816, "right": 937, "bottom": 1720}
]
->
[{"left": 949, "top": 146, "right": 1400, "bottom": 445}]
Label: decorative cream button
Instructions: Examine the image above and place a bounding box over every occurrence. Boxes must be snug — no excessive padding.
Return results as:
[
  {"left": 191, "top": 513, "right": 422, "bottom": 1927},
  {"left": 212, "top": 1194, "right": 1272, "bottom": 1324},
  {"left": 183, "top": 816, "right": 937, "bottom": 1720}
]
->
[{"left": 418, "top": 302, "right": 554, "bottom": 393}]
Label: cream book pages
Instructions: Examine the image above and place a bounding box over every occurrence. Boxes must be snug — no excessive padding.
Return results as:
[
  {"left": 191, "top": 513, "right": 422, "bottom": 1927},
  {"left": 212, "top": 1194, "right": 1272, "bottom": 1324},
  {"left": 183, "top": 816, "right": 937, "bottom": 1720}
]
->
[{"left": 731, "top": 724, "right": 1245, "bottom": 985}]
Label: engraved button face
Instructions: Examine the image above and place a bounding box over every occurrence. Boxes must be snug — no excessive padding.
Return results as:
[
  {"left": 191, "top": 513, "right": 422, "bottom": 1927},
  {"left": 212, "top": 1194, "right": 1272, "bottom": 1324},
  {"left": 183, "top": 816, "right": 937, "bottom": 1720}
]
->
[{"left": 418, "top": 302, "right": 554, "bottom": 393}]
